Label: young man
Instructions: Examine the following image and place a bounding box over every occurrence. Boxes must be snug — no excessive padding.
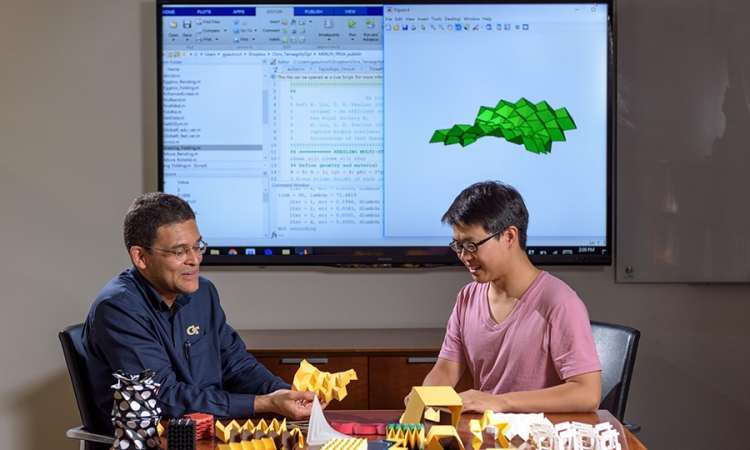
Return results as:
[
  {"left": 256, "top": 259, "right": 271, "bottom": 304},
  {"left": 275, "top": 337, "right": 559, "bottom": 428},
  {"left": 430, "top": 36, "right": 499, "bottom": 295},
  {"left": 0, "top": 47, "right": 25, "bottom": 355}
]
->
[
  {"left": 83, "top": 193, "right": 316, "bottom": 432},
  {"left": 421, "top": 181, "right": 602, "bottom": 413}
]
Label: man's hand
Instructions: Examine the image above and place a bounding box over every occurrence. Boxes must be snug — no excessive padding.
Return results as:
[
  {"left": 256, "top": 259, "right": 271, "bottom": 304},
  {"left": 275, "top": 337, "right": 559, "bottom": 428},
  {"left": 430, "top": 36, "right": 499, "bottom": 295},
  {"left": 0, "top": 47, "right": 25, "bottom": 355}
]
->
[
  {"left": 459, "top": 389, "right": 504, "bottom": 413},
  {"left": 254, "top": 389, "right": 318, "bottom": 420}
]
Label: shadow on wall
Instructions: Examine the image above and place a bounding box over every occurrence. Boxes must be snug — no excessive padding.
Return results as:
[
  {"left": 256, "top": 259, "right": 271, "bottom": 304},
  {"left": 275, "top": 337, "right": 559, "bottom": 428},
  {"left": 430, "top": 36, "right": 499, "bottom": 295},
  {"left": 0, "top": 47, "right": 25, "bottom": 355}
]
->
[
  {"left": 632, "top": 353, "right": 750, "bottom": 449},
  {"left": 12, "top": 370, "right": 81, "bottom": 450}
]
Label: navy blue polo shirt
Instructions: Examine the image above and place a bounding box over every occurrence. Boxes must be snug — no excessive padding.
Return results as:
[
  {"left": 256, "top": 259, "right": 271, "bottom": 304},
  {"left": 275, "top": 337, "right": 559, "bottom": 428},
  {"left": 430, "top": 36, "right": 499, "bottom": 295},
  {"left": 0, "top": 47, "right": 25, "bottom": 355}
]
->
[{"left": 83, "top": 267, "right": 288, "bottom": 431}]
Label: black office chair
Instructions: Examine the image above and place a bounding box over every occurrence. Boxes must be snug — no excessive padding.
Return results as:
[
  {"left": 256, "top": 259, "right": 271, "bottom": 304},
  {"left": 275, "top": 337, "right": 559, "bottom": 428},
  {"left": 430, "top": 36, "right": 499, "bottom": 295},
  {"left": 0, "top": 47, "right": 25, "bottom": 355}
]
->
[
  {"left": 59, "top": 324, "right": 114, "bottom": 450},
  {"left": 590, "top": 320, "right": 641, "bottom": 433}
]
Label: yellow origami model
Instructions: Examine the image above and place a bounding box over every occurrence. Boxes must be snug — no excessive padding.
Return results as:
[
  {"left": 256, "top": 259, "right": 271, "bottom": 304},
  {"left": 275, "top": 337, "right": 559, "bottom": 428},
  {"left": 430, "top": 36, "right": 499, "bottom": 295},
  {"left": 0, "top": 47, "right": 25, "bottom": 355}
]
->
[
  {"left": 468, "top": 411, "right": 510, "bottom": 449},
  {"left": 291, "top": 359, "right": 358, "bottom": 403},
  {"left": 425, "top": 425, "right": 464, "bottom": 450},
  {"left": 320, "top": 438, "right": 367, "bottom": 450},
  {"left": 386, "top": 423, "right": 425, "bottom": 450},
  {"left": 400, "top": 386, "right": 463, "bottom": 428},
  {"left": 215, "top": 418, "right": 304, "bottom": 449}
]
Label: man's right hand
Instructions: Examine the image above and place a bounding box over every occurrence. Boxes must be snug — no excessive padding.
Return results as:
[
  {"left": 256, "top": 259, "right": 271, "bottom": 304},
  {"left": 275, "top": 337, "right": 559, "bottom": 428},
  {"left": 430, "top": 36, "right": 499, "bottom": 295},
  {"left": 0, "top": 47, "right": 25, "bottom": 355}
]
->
[{"left": 254, "top": 389, "right": 318, "bottom": 420}]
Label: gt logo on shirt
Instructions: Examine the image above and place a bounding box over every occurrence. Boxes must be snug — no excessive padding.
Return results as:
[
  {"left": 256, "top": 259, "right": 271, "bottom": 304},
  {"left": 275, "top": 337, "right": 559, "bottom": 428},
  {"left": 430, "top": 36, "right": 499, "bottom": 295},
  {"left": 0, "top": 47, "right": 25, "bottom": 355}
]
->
[{"left": 187, "top": 325, "right": 200, "bottom": 336}]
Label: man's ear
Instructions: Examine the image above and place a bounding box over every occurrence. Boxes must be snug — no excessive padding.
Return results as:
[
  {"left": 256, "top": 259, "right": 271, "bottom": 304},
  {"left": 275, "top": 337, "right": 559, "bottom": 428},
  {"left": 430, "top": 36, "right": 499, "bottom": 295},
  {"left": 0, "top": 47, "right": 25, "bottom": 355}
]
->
[
  {"left": 130, "top": 246, "right": 149, "bottom": 270},
  {"left": 504, "top": 226, "right": 520, "bottom": 247}
]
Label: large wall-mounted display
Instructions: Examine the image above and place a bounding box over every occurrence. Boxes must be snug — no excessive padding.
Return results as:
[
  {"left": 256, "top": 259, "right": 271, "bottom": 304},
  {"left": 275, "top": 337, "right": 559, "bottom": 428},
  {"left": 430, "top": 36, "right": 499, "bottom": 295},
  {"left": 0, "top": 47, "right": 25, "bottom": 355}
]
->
[{"left": 158, "top": 0, "right": 613, "bottom": 266}]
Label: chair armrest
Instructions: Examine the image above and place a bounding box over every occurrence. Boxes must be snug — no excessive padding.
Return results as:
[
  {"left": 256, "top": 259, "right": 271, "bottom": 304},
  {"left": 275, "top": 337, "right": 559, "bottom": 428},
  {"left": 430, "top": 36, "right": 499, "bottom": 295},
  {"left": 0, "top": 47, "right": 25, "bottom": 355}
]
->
[
  {"left": 66, "top": 426, "right": 115, "bottom": 444},
  {"left": 624, "top": 422, "right": 641, "bottom": 434}
]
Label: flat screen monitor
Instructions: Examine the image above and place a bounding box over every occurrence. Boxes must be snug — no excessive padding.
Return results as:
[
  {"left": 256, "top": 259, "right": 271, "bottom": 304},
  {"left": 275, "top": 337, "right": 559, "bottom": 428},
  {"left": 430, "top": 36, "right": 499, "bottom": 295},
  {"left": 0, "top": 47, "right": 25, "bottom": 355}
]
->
[{"left": 158, "top": 0, "right": 613, "bottom": 266}]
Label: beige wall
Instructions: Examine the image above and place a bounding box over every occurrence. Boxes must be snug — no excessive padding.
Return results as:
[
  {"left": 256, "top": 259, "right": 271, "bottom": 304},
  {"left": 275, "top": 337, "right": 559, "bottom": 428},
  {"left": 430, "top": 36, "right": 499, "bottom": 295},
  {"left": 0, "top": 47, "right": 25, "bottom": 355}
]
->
[{"left": 0, "top": 1, "right": 748, "bottom": 449}]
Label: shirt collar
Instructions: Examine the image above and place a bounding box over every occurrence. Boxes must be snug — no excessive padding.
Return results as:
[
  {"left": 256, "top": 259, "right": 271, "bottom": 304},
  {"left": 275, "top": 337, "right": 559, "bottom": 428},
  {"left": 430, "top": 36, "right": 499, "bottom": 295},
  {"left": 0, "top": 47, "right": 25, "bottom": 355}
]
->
[{"left": 128, "top": 266, "right": 192, "bottom": 312}]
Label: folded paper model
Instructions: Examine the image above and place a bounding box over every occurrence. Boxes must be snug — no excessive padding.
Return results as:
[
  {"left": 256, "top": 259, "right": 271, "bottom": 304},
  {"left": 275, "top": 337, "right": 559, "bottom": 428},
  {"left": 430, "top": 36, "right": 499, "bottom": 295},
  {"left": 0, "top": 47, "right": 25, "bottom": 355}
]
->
[
  {"left": 468, "top": 411, "right": 510, "bottom": 449},
  {"left": 385, "top": 423, "right": 425, "bottom": 450},
  {"left": 425, "top": 425, "right": 464, "bottom": 450},
  {"left": 306, "top": 396, "right": 353, "bottom": 445},
  {"left": 400, "top": 386, "right": 463, "bottom": 429},
  {"left": 291, "top": 359, "right": 358, "bottom": 403},
  {"left": 110, "top": 369, "right": 163, "bottom": 450},
  {"left": 320, "top": 438, "right": 368, "bottom": 450},
  {"left": 214, "top": 418, "right": 305, "bottom": 450}
]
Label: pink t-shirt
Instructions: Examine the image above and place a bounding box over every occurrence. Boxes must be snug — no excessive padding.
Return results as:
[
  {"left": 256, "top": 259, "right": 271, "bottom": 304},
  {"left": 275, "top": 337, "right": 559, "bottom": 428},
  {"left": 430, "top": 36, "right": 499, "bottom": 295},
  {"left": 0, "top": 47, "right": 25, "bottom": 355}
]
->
[{"left": 439, "top": 271, "right": 601, "bottom": 394}]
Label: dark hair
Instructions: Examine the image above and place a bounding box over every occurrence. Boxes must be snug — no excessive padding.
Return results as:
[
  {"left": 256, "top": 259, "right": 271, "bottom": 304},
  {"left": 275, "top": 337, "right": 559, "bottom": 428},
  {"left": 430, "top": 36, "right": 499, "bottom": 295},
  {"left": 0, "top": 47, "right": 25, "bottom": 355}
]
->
[
  {"left": 441, "top": 181, "right": 529, "bottom": 250},
  {"left": 123, "top": 192, "right": 196, "bottom": 251}
]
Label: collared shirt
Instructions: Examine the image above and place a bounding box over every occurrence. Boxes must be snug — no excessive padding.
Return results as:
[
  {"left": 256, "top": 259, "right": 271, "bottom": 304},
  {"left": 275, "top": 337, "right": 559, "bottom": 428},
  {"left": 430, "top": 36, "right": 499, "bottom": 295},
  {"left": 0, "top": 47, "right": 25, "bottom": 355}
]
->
[{"left": 83, "top": 267, "right": 288, "bottom": 431}]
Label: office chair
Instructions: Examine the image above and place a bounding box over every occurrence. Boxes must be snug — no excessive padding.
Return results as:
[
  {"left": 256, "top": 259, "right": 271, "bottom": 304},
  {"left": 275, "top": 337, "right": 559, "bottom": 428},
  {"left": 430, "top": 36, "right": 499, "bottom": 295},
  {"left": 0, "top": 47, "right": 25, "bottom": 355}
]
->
[
  {"left": 59, "top": 324, "right": 114, "bottom": 450},
  {"left": 590, "top": 320, "right": 641, "bottom": 434}
]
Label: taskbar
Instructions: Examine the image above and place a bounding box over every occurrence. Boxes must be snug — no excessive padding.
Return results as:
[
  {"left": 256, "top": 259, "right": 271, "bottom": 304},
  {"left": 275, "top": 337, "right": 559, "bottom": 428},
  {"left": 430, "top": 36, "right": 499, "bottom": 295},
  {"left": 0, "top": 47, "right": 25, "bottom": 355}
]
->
[{"left": 200, "top": 245, "right": 611, "bottom": 266}]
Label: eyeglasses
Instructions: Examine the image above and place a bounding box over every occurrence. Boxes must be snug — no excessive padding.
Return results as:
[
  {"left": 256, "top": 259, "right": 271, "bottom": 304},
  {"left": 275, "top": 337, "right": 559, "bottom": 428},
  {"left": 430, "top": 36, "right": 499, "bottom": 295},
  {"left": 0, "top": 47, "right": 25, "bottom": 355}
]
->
[
  {"left": 145, "top": 240, "right": 207, "bottom": 261},
  {"left": 449, "top": 231, "right": 502, "bottom": 253}
]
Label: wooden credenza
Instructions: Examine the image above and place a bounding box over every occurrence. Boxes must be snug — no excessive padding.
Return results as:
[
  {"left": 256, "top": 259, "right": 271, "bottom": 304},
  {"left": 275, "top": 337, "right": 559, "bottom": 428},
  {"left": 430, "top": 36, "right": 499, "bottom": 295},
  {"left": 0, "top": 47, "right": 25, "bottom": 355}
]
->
[{"left": 239, "top": 328, "right": 474, "bottom": 410}]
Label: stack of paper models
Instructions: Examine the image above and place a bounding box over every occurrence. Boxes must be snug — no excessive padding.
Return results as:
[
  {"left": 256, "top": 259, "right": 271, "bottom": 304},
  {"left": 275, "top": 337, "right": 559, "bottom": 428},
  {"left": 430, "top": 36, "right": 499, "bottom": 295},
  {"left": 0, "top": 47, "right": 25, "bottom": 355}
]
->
[
  {"left": 214, "top": 418, "right": 304, "bottom": 450},
  {"left": 528, "top": 420, "right": 621, "bottom": 450},
  {"left": 166, "top": 418, "right": 196, "bottom": 450},
  {"left": 185, "top": 412, "right": 213, "bottom": 439},
  {"left": 385, "top": 423, "right": 425, "bottom": 450},
  {"left": 292, "top": 359, "right": 358, "bottom": 403}
]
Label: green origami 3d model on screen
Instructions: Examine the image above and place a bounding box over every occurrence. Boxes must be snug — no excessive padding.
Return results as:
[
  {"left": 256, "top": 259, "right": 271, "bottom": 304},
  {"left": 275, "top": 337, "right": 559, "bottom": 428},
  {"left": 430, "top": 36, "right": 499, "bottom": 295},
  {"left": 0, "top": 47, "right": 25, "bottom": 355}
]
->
[{"left": 429, "top": 98, "right": 576, "bottom": 154}]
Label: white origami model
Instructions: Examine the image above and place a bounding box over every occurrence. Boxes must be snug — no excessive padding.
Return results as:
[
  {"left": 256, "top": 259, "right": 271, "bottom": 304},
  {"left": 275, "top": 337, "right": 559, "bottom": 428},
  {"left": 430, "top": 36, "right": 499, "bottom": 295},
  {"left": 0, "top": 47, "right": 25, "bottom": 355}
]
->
[
  {"left": 486, "top": 412, "right": 545, "bottom": 442},
  {"left": 306, "top": 396, "right": 353, "bottom": 446},
  {"left": 528, "top": 420, "right": 621, "bottom": 450}
]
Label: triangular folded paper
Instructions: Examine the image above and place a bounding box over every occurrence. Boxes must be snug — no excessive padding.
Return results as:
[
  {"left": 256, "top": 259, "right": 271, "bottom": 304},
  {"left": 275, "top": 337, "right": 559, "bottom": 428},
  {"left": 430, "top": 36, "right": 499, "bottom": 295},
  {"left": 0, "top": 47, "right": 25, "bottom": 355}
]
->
[{"left": 306, "top": 396, "right": 353, "bottom": 445}]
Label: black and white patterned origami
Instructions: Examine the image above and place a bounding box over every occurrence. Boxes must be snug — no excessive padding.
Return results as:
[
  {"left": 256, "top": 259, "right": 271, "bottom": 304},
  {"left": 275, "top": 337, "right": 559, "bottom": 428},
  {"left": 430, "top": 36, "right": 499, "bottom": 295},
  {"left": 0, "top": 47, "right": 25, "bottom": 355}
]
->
[{"left": 111, "top": 369, "right": 163, "bottom": 450}]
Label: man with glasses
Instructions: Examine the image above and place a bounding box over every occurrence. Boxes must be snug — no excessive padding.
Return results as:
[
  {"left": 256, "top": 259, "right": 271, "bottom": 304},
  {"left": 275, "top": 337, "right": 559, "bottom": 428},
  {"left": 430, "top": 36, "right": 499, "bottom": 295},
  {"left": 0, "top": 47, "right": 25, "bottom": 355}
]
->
[
  {"left": 416, "top": 181, "right": 602, "bottom": 414},
  {"left": 83, "top": 192, "right": 316, "bottom": 433}
]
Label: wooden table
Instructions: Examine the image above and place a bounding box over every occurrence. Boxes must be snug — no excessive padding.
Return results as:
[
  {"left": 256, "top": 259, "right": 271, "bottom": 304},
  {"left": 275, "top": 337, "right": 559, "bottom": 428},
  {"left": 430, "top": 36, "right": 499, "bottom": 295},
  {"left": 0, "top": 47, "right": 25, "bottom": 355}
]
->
[{"left": 189, "top": 409, "right": 646, "bottom": 450}]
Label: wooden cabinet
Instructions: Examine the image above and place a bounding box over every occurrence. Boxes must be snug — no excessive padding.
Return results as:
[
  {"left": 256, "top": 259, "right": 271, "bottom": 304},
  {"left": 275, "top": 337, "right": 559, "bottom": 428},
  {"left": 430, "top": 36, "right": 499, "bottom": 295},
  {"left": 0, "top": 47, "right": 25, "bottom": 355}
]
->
[
  {"left": 368, "top": 356, "right": 474, "bottom": 409},
  {"left": 240, "top": 329, "right": 474, "bottom": 410}
]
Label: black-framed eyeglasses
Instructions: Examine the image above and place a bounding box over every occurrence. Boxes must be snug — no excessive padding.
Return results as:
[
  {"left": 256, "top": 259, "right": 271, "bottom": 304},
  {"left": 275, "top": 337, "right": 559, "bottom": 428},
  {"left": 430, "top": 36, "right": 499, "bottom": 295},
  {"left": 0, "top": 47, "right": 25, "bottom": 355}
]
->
[
  {"left": 145, "top": 240, "right": 207, "bottom": 261},
  {"left": 449, "top": 231, "right": 502, "bottom": 253}
]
